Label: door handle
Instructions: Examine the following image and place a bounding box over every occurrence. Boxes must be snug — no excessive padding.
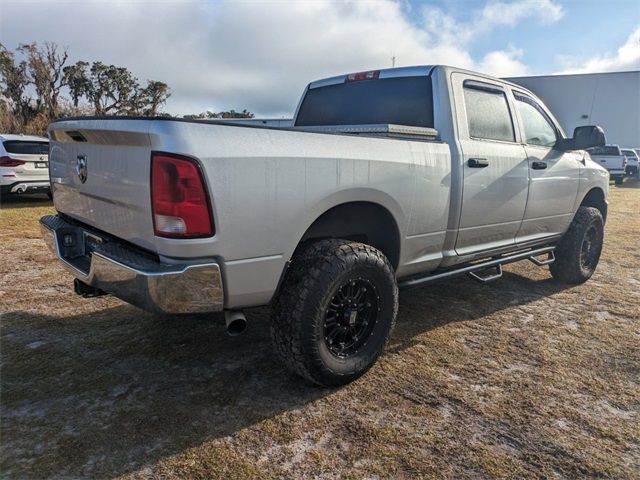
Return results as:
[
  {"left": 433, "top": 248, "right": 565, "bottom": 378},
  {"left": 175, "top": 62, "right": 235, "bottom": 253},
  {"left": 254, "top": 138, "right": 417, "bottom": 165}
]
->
[
  {"left": 468, "top": 158, "right": 489, "bottom": 168},
  {"left": 532, "top": 161, "right": 547, "bottom": 170}
]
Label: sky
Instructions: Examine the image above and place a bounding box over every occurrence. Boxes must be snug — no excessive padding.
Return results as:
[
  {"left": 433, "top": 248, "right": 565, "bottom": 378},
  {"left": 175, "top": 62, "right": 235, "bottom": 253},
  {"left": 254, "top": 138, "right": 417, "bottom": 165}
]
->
[{"left": 1, "top": 0, "right": 639, "bottom": 117}]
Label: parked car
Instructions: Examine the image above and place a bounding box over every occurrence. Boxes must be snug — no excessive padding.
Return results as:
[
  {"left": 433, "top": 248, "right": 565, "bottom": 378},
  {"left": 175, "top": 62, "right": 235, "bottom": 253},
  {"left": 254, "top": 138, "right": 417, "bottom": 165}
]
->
[
  {"left": 0, "top": 134, "right": 51, "bottom": 197},
  {"left": 40, "top": 65, "right": 609, "bottom": 386},
  {"left": 621, "top": 148, "right": 639, "bottom": 178},
  {"left": 586, "top": 144, "right": 627, "bottom": 185}
]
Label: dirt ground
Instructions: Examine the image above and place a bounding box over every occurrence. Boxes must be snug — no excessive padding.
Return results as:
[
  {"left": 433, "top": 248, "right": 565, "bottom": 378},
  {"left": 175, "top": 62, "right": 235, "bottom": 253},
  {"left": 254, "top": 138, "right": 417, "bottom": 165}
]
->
[{"left": 1, "top": 182, "right": 639, "bottom": 479}]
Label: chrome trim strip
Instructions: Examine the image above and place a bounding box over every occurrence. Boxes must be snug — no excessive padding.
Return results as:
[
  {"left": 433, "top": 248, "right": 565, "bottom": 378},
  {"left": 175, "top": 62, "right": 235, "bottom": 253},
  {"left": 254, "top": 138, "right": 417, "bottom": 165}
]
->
[{"left": 40, "top": 216, "right": 223, "bottom": 314}]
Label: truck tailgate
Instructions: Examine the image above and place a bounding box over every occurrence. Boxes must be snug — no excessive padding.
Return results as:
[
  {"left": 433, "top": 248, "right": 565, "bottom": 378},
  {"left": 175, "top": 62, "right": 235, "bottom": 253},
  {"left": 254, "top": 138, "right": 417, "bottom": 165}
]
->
[
  {"left": 593, "top": 155, "right": 625, "bottom": 170},
  {"left": 48, "top": 120, "right": 157, "bottom": 252}
]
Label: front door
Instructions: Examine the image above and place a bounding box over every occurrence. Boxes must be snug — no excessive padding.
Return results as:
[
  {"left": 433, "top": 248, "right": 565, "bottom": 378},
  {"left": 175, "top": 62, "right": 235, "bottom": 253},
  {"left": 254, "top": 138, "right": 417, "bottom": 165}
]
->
[{"left": 511, "top": 91, "right": 581, "bottom": 242}]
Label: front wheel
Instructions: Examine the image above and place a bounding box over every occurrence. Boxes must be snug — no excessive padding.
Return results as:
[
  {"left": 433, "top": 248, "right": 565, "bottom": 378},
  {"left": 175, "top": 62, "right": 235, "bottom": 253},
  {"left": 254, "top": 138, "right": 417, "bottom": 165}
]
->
[
  {"left": 271, "top": 239, "right": 398, "bottom": 387},
  {"left": 550, "top": 206, "right": 604, "bottom": 284}
]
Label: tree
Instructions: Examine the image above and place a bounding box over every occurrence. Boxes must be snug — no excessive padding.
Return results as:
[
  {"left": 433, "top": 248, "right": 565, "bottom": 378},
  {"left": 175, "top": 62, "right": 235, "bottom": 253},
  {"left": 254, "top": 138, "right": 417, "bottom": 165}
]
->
[
  {"left": 219, "top": 109, "right": 254, "bottom": 119},
  {"left": 137, "top": 80, "right": 170, "bottom": 117},
  {"left": 64, "top": 61, "right": 170, "bottom": 116},
  {"left": 0, "top": 43, "right": 32, "bottom": 125},
  {"left": 17, "top": 42, "right": 68, "bottom": 118},
  {"left": 61, "top": 61, "right": 91, "bottom": 108},
  {"left": 183, "top": 109, "right": 254, "bottom": 120}
]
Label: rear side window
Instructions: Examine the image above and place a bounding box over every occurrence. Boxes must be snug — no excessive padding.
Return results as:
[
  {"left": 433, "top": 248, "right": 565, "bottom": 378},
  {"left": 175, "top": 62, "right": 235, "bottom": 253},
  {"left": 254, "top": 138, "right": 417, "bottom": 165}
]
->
[
  {"left": 514, "top": 93, "right": 558, "bottom": 147},
  {"left": 588, "top": 146, "right": 621, "bottom": 156},
  {"left": 3, "top": 141, "right": 49, "bottom": 155},
  {"left": 463, "top": 83, "right": 515, "bottom": 142},
  {"left": 295, "top": 76, "right": 434, "bottom": 127}
]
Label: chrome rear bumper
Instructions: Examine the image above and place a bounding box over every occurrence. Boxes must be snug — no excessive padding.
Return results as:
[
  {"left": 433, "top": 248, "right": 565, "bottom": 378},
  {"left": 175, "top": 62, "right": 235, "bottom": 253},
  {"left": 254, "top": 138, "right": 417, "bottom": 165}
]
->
[{"left": 40, "top": 215, "right": 223, "bottom": 314}]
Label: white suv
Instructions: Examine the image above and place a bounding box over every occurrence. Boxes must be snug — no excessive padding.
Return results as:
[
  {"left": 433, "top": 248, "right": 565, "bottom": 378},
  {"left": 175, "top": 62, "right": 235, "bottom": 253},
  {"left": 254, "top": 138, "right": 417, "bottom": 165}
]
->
[{"left": 0, "top": 134, "right": 50, "bottom": 197}]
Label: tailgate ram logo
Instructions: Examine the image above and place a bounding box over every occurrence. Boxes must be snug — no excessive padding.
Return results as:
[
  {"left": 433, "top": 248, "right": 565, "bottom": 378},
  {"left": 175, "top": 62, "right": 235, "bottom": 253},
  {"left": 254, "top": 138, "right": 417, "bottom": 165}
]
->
[{"left": 76, "top": 155, "right": 87, "bottom": 183}]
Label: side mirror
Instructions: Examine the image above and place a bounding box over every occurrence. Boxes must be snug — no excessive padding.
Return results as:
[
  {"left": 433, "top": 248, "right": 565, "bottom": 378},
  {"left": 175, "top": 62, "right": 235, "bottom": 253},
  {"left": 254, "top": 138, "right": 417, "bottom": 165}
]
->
[{"left": 557, "top": 125, "right": 606, "bottom": 151}]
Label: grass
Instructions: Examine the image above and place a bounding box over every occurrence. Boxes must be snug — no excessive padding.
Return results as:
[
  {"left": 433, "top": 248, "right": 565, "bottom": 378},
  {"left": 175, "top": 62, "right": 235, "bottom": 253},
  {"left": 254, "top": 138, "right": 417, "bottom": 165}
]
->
[{"left": 1, "top": 183, "right": 639, "bottom": 479}]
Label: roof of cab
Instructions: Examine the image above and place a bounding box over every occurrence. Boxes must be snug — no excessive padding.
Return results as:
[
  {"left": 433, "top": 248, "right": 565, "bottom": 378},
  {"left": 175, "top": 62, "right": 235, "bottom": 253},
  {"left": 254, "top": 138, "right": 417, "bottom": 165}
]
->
[
  {"left": 307, "top": 64, "right": 532, "bottom": 92},
  {"left": 308, "top": 65, "right": 436, "bottom": 89}
]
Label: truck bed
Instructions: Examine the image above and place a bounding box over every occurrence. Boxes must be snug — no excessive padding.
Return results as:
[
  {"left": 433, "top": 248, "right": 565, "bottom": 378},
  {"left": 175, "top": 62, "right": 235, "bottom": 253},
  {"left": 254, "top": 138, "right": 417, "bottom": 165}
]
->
[{"left": 48, "top": 117, "right": 452, "bottom": 285}]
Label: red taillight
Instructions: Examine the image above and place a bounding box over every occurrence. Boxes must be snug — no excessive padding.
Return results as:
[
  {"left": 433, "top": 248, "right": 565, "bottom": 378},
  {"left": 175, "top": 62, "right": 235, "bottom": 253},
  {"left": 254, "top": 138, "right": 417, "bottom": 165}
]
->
[
  {"left": 622, "top": 156, "right": 628, "bottom": 167},
  {"left": 0, "top": 156, "right": 26, "bottom": 167},
  {"left": 345, "top": 70, "right": 380, "bottom": 82},
  {"left": 151, "top": 153, "right": 213, "bottom": 238}
]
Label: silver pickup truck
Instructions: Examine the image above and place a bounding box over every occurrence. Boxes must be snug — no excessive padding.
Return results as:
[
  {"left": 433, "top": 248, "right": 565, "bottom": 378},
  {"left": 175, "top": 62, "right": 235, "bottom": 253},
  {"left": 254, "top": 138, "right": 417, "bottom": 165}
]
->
[{"left": 41, "top": 65, "right": 609, "bottom": 386}]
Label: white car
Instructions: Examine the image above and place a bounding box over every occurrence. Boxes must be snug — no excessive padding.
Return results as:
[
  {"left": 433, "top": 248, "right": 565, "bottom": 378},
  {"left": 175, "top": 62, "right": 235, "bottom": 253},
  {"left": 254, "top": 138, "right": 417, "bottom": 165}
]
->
[
  {"left": 0, "top": 134, "right": 51, "bottom": 197},
  {"left": 622, "top": 148, "right": 639, "bottom": 178}
]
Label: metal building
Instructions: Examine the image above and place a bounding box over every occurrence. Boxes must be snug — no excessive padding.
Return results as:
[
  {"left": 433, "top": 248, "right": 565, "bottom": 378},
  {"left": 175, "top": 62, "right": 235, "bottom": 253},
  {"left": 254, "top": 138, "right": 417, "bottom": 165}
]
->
[{"left": 507, "top": 71, "right": 640, "bottom": 148}]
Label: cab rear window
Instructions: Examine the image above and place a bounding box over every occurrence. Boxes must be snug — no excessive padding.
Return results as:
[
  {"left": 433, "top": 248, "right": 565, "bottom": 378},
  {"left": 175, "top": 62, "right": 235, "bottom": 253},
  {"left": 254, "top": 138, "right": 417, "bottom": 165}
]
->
[
  {"left": 295, "top": 76, "right": 434, "bottom": 128},
  {"left": 3, "top": 141, "right": 49, "bottom": 155}
]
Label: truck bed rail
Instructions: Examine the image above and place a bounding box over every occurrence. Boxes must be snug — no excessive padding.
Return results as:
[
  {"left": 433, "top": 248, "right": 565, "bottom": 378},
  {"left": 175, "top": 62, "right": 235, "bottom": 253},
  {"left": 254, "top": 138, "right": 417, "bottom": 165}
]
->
[{"left": 296, "top": 123, "right": 439, "bottom": 140}]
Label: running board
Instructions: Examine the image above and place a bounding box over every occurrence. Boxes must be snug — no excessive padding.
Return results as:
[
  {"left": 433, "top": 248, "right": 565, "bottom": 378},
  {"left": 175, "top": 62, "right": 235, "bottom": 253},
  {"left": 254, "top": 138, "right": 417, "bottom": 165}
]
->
[{"left": 399, "top": 246, "right": 555, "bottom": 289}]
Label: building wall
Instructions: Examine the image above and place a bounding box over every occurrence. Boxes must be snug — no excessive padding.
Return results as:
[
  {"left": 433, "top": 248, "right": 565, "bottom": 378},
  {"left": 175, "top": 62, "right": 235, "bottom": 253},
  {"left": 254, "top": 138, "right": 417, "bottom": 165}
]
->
[{"left": 507, "top": 71, "right": 640, "bottom": 148}]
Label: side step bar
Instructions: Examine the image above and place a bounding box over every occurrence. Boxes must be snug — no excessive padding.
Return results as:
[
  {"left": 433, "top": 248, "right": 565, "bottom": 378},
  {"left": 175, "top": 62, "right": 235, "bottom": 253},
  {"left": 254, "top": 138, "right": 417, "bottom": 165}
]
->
[{"left": 399, "top": 246, "right": 555, "bottom": 289}]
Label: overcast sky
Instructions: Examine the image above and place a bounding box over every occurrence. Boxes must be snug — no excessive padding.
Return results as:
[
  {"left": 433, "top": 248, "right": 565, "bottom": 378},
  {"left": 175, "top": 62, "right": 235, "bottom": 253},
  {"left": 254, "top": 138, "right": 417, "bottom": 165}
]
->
[{"left": 1, "top": 0, "right": 639, "bottom": 117}]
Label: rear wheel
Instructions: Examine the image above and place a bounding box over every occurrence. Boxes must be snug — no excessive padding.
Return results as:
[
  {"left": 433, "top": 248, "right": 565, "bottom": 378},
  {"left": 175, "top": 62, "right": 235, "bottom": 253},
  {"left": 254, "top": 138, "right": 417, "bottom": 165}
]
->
[
  {"left": 550, "top": 206, "right": 604, "bottom": 284},
  {"left": 614, "top": 175, "right": 624, "bottom": 186},
  {"left": 271, "top": 239, "right": 398, "bottom": 387}
]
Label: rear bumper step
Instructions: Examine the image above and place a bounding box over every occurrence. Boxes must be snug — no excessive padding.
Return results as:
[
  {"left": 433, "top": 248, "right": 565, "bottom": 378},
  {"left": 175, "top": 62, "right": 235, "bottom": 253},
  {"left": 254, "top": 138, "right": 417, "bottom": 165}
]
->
[{"left": 40, "top": 215, "right": 224, "bottom": 314}]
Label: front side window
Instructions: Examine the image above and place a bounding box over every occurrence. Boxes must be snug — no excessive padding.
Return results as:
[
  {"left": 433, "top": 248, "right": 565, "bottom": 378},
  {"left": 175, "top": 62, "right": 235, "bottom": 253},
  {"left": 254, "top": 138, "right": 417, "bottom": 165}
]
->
[
  {"left": 463, "top": 83, "right": 515, "bottom": 142},
  {"left": 514, "top": 93, "right": 558, "bottom": 147}
]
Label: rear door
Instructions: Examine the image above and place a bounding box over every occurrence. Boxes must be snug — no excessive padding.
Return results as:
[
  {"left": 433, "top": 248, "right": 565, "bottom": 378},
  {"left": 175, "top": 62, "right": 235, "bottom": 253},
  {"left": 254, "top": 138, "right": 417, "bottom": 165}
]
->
[
  {"left": 512, "top": 91, "right": 580, "bottom": 241},
  {"left": 452, "top": 73, "right": 529, "bottom": 255}
]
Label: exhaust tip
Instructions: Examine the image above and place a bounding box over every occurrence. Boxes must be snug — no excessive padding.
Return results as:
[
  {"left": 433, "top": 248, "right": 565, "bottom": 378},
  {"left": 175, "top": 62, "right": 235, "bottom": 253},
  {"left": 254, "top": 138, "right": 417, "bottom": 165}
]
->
[{"left": 224, "top": 310, "right": 247, "bottom": 336}]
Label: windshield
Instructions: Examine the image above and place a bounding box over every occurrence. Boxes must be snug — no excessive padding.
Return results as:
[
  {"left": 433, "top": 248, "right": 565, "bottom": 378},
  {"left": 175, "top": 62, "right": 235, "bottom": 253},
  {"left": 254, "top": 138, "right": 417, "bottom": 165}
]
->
[{"left": 295, "top": 76, "right": 434, "bottom": 128}]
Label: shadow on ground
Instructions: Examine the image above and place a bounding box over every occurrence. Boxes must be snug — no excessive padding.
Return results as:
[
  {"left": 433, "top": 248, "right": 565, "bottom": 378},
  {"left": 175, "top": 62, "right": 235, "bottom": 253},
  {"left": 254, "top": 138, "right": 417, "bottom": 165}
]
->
[
  {"left": 0, "top": 193, "right": 52, "bottom": 209},
  {"left": 616, "top": 176, "right": 640, "bottom": 189},
  {"left": 1, "top": 270, "right": 568, "bottom": 477}
]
